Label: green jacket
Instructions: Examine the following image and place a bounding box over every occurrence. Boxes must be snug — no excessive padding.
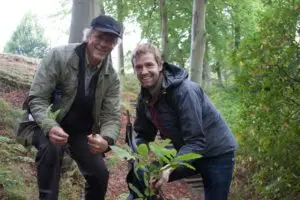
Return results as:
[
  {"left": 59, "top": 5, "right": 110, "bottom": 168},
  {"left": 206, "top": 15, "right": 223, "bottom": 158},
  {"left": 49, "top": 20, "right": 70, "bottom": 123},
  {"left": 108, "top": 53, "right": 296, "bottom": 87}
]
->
[{"left": 16, "top": 43, "right": 120, "bottom": 146}]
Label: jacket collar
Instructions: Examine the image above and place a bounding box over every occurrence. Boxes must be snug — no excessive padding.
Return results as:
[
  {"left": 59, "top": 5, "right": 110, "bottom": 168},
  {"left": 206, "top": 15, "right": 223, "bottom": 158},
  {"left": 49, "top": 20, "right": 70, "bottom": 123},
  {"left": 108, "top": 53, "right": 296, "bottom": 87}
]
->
[{"left": 74, "top": 42, "right": 111, "bottom": 75}]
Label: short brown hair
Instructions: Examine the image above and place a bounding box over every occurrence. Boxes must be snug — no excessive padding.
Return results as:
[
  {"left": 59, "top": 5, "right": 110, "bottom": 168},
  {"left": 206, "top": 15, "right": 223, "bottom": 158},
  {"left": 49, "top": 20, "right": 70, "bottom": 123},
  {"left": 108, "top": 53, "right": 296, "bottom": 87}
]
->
[{"left": 131, "top": 43, "right": 163, "bottom": 68}]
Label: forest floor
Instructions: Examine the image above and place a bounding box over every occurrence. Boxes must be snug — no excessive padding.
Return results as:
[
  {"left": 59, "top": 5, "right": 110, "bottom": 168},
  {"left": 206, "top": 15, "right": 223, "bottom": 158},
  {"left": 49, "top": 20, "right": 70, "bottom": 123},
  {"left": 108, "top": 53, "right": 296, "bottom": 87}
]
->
[{"left": 0, "top": 53, "right": 200, "bottom": 200}]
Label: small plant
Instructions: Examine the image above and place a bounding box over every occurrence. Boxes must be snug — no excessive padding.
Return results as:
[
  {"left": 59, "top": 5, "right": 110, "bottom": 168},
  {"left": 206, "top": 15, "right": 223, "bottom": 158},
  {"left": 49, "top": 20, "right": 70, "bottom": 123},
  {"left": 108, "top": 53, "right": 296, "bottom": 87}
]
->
[
  {"left": 46, "top": 104, "right": 60, "bottom": 120},
  {"left": 0, "top": 98, "right": 23, "bottom": 128},
  {"left": 111, "top": 139, "right": 201, "bottom": 199}
]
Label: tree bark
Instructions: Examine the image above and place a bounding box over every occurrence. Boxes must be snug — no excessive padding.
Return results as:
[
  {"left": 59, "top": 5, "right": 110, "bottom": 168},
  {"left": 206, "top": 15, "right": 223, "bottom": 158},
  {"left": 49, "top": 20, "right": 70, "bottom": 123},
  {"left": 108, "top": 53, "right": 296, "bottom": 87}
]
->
[
  {"left": 68, "top": 0, "right": 101, "bottom": 43},
  {"left": 117, "top": 0, "right": 125, "bottom": 75},
  {"left": 160, "top": 0, "right": 168, "bottom": 62},
  {"left": 99, "top": 0, "right": 105, "bottom": 15},
  {"left": 190, "top": 0, "right": 207, "bottom": 85},
  {"left": 232, "top": 5, "right": 241, "bottom": 76},
  {"left": 215, "top": 61, "right": 224, "bottom": 87},
  {"left": 202, "top": 40, "right": 210, "bottom": 88}
]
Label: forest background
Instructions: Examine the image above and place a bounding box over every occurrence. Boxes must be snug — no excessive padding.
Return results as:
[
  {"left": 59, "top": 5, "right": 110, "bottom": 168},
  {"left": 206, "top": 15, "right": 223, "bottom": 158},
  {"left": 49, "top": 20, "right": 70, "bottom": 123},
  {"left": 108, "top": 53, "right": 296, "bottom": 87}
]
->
[{"left": 0, "top": 0, "right": 299, "bottom": 199}]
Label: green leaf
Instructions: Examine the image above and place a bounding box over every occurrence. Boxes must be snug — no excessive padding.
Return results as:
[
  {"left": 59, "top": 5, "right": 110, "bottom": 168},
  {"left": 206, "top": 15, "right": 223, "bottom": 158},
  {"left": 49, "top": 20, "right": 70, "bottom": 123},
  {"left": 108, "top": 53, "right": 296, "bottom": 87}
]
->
[
  {"left": 137, "top": 144, "right": 149, "bottom": 158},
  {"left": 110, "top": 145, "right": 135, "bottom": 160},
  {"left": 143, "top": 172, "right": 149, "bottom": 187},
  {"left": 128, "top": 183, "right": 144, "bottom": 198},
  {"left": 46, "top": 104, "right": 60, "bottom": 121},
  {"left": 174, "top": 153, "right": 202, "bottom": 162},
  {"left": 171, "top": 161, "right": 196, "bottom": 171},
  {"left": 0, "top": 136, "right": 11, "bottom": 143}
]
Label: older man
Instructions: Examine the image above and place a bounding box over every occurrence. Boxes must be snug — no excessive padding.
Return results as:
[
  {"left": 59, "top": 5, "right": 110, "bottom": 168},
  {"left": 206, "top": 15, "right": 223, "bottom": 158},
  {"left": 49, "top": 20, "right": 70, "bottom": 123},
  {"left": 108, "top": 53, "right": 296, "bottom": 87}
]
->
[{"left": 28, "top": 15, "right": 121, "bottom": 200}]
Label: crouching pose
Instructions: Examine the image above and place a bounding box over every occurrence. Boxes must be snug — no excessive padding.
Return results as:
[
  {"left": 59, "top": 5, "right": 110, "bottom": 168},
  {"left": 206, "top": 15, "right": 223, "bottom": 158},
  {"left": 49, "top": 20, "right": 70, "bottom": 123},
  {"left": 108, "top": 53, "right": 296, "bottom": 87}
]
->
[
  {"left": 27, "top": 15, "right": 122, "bottom": 200},
  {"left": 127, "top": 43, "right": 237, "bottom": 200}
]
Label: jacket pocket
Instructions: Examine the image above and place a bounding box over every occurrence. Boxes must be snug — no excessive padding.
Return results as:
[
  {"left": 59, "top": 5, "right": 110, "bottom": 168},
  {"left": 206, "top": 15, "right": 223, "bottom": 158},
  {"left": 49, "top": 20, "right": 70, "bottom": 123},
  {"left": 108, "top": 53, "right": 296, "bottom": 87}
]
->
[{"left": 14, "top": 115, "right": 39, "bottom": 147}]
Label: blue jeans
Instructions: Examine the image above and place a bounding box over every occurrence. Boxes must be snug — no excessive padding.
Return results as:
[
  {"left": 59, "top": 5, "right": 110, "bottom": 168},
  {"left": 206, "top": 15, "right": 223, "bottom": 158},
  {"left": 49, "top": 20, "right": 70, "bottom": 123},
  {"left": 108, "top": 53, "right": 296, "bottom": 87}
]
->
[{"left": 128, "top": 151, "right": 235, "bottom": 200}]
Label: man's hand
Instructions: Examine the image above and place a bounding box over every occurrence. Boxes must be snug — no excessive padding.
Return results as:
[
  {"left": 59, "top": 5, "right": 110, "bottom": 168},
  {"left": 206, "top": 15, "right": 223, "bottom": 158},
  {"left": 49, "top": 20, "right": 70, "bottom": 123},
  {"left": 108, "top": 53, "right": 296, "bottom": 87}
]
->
[
  {"left": 153, "top": 168, "right": 174, "bottom": 189},
  {"left": 49, "top": 126, "right": 69, "bottom": 145},
  {"left": 87, "top": 134, "right": 109, "bottom": 154}
]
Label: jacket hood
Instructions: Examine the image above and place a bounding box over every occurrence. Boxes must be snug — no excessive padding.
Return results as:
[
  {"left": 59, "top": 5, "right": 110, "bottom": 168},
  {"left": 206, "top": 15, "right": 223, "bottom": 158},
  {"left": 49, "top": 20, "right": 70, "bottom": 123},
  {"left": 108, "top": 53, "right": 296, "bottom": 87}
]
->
[{"left": 162, "top": 62, "right": 189, "bottom": 89}]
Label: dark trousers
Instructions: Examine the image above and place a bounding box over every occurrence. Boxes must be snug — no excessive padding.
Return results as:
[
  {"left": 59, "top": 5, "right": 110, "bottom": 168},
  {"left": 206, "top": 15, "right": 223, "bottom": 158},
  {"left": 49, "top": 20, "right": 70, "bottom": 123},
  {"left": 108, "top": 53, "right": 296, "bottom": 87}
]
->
[
  {"left": 128, "top": 151, "right": 235, "bottom": 200},
  {"left": 32, "top": 129, "right": 109, "bottom": 200}
]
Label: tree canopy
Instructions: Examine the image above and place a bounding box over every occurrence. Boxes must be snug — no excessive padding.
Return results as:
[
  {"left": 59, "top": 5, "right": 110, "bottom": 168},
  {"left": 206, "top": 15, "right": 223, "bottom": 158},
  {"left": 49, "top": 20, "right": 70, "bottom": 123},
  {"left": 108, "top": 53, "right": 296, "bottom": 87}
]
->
[{"left": 4, "top": 12, "right": 49, "bottom": 58}]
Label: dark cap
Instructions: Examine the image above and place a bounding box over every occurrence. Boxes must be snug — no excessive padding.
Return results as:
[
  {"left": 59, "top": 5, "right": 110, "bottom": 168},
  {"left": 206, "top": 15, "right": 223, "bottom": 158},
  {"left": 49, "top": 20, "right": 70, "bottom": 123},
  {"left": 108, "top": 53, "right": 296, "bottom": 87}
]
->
[{"left": 90, "top": 15, "right": 122, "bottom": 38}]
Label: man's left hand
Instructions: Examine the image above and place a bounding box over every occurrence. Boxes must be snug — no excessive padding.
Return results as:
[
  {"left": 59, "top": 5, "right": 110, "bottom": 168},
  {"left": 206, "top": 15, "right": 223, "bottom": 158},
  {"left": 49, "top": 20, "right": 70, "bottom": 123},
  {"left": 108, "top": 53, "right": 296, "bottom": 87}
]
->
[
  {"left": 154, "top": 168, "right": 174, "bottom": 189},
  {"left": 87, "top": 134, "right": 108, "bottom": 154}
]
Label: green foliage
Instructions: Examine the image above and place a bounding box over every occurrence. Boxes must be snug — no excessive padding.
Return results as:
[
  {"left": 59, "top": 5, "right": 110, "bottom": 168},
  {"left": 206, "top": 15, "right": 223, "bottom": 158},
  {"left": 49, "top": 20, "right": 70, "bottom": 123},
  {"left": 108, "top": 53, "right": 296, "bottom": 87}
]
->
[
  {"left": 59, "top": 166, "right": 84, "bottom": 200},
  {"left": 4, "top": 12, "right": 49, "bottom": 58},
  {"left": 0, "top": 128, "right": 38, "bottom": 199},
  {"left": 0, "top": 170, "right": 19, "bottom": 188},
  {"left": 0, "top": 55, "right": 36, "bottom": 89},
  {"left": 233, "top": 1, "right": 300, "bottom": 199},
  {"left": 0, "top": 98, "right": 22, "bottom": 128},
  {"left": 110, "top": 145, "right": 135, "bottom": 161},
  {"left": 120, "top": 74, "right": 140, "bottom": 95},
  {"left": 206, "top": 86, "right": 244, "bottom": 135},
  {"left": 130, "top": 0, "right": 192, "bottom": 66},
  {"left": 120, "top": 74, "right": 139, "bottom": 113},
  {"left": 206, "top": 0, "right": 263, "bottom": 84},
  {"left": 0, "top": 97, "right": 83, "bottom": 199},
  {"left": 46, "top": 104, "right": 61, "bottom": 120},
  {"left": 111, "top": 139, "right": 201, "bottom": 199},
  {"left": 116, "top": 192, "right": 131, "bottom": 200}
]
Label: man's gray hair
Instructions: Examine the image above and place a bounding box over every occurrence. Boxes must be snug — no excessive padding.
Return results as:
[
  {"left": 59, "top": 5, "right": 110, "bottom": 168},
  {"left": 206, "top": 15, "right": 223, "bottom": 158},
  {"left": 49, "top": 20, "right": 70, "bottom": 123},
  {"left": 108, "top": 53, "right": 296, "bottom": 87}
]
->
[
  {"left": 82, "top": 28, "right": 93, "bottom": 42},
  {"left": 82, "top": 28, "right": 122, "bottom": 44}
]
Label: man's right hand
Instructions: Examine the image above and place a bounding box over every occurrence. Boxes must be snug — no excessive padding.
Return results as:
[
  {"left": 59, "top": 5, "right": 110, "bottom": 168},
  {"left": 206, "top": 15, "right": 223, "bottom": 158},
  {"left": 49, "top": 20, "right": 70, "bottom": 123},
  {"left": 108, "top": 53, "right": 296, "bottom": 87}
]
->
[{"left": 49, "top": 126, "right": 69, "bottom": 145}]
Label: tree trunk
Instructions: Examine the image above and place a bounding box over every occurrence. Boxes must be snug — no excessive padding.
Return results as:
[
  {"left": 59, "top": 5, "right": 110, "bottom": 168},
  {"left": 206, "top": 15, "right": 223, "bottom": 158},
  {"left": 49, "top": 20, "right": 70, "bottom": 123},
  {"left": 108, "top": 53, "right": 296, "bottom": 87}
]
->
[
  {"left": 99, "top": 0, "right": 105, "bottom": 15},
  {"left": 202, "top": 40, "right": 210, "bottom": 88},
  {"left": 118, "top": 40, "right": 125, "bottom": 74},
  {"left": 234, "top": 23, "right": 241, "bottom": 76},
  {"left": 160, "top": 0, "right": 168, "bottom": 62},
  {"left": 117, "top": 0, "right": 125, "bottom": 75},
  {"left": 68, "top": 0, "right": 101, "bottom": 43},
  {"left": 190, "top": 0, "right": 207, "bottom": 85},
  {"left": 215, "top": 61, "right": 224, "bottom": 87},
  {"left": 232, "top": 6, "right": 241, "bottom": 76}
]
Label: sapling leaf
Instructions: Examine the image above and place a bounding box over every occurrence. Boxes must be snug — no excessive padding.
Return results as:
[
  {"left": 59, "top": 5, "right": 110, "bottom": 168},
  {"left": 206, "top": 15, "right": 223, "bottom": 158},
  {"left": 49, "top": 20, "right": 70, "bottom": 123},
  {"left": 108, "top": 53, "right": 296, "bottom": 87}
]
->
[
  {"left": 171, "top": 161, "right": 196, "bottom": 170},
  {"left": 137, "top": 144, "right": 149, "bottom": 158},
  {"left": 143, "top": 172, "right": 149, "bottom": 187},
  {"left": 160, "top": 164, "right": 171, "bottom": 171},
  {"left": 110, "top": 146, "right": 135, "bottom": 160},
  {"left": 149, "top": 163, "right": 159, "bottom": 171},
  {"left": 46, "top": 104, "right": 60, "bottom": 120},
  {"left": 161, "top": 155, "right": 171, "bottom": 164},
  {"left": 128, "top": 183, "right": 144, "bottom": 198},
  {"left": 135, "top": 162, "right": 147, "bottom": 172},
  {"left": 174, "top": 153, "right": 202, "bottom": 162},
  {"left": 134, "top": 163, "right": 147, "bottom": 182},
  {"left": 144, "top": 187, "right": 152, "bottom": 197},
  {"left": 157, "top": 138, "right": 172, "bottom": 148},
  {"left": 110, "top": 139, "right": 202, "bottom": 199}
]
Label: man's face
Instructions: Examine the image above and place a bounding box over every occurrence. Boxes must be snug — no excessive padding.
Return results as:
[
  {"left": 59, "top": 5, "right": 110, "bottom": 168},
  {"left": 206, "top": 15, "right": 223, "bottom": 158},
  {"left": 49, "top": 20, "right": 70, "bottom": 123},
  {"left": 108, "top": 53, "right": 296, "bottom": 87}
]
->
[
  {"left": 133, "top": 53, "right": 163, "bottom": 89},
  {"left": 87, "top": 30, "right": 118, "bottom": 61}
]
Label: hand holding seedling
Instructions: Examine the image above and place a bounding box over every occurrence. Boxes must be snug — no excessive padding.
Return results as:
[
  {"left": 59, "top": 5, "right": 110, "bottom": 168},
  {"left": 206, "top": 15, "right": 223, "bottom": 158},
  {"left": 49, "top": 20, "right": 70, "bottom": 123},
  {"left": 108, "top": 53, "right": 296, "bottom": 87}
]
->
[
  {"left": 153, "top": 167, "right": 174, "bottom": 189},
  {"left": 87, "top": 134, "right": 108, "bottom": 154},
  {"left": 49, "top": 126, "right": 69, "bottom": 145}
]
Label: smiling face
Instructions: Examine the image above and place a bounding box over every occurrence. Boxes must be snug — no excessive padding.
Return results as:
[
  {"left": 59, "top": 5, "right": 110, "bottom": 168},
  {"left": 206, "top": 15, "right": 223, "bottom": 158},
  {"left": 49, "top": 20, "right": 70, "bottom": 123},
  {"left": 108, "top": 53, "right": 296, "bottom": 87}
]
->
[
  {"left": 86, "top": 30, "right": 118, "bottom": 64},
  {"left": 133, "top": 53, "right": 163, "bottom": 90}
]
